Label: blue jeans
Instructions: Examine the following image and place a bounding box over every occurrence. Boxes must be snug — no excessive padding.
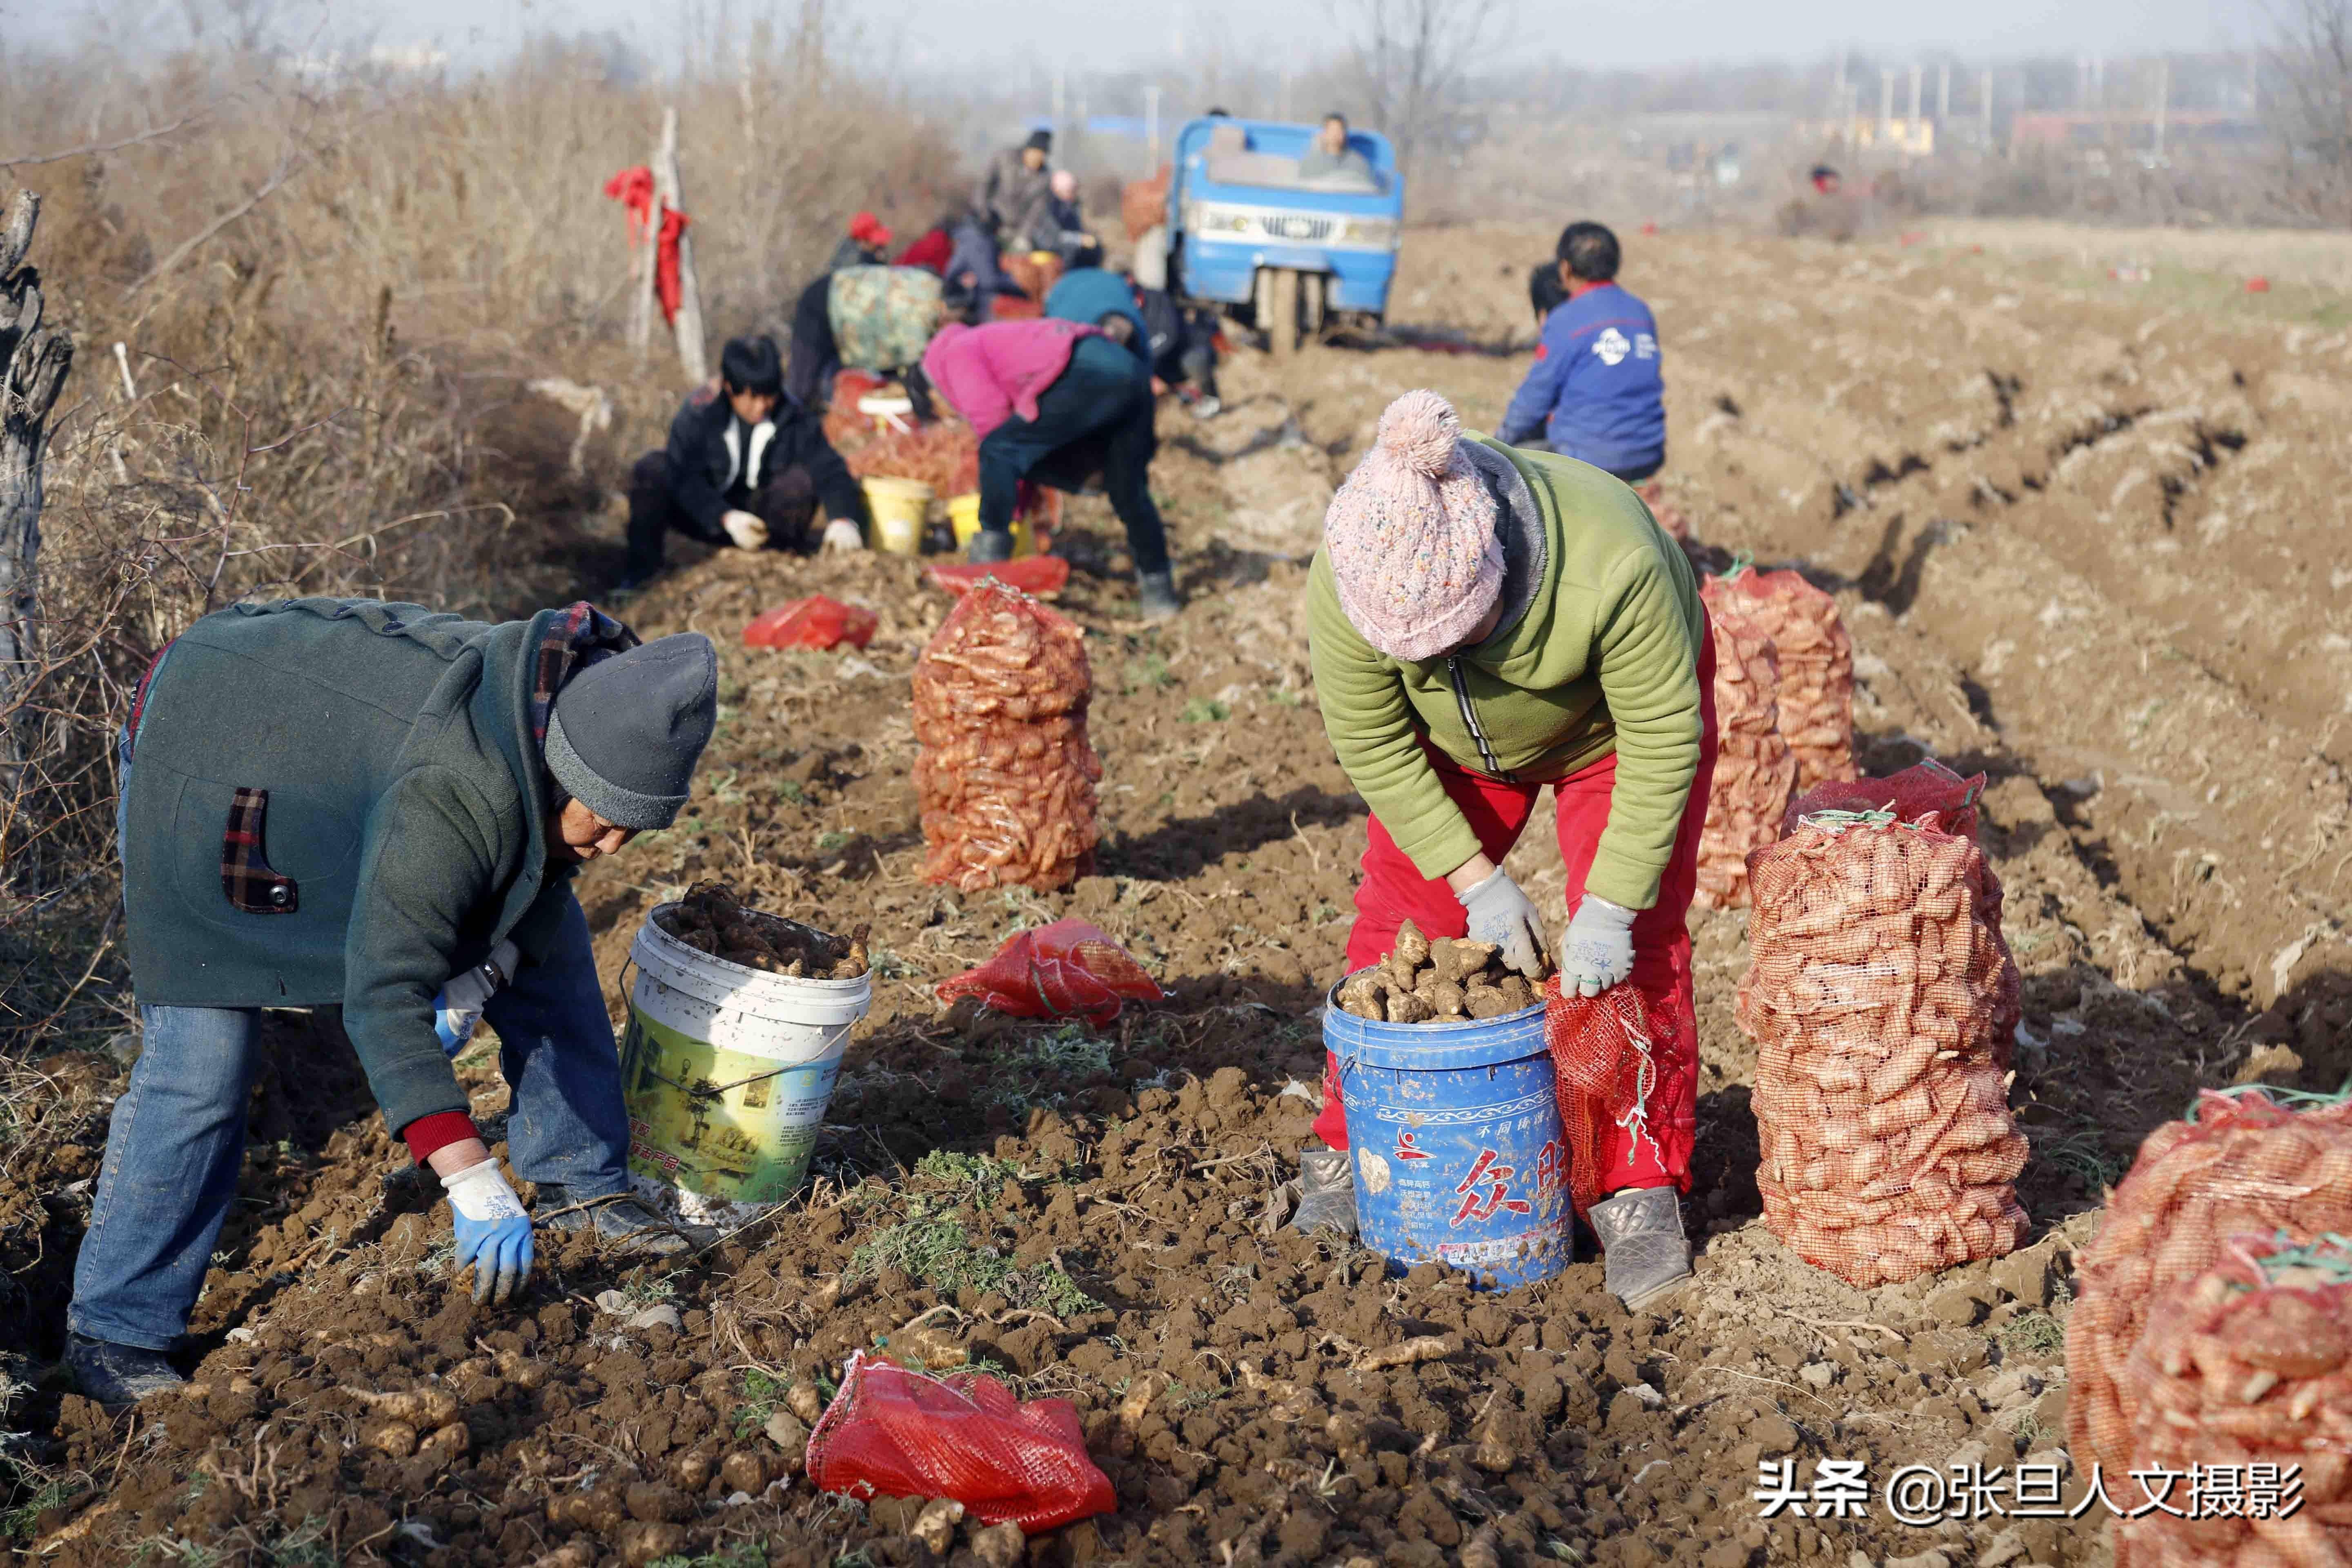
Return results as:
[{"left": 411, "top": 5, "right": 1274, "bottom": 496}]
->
[{"left": 69, "top": 891, "right": 630, "bottom": 1351}]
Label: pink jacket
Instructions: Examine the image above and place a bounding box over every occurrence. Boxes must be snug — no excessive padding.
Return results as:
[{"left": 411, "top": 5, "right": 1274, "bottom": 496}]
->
[{"left": 921, "top": 318, "right": 1099, "bottom": 442}]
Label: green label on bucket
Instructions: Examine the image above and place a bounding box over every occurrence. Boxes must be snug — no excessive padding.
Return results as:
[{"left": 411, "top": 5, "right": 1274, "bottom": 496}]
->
[{"left": 619, "top": 1005, "right": 841, "bottom": 1203}]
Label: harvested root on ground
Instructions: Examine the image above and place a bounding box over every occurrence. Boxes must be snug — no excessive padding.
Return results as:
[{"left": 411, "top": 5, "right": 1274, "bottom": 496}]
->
[
  {"left": 1335, "top": 918, "right": 1544, "bottom": 1020},
  {"left": 655, "top": 880, "right": 869, "bottom": 978}
]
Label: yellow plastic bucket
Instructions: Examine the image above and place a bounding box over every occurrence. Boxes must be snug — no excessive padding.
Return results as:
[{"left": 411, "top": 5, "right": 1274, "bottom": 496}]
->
[
  {"left": 946, "top": 492, "right": 1031, "bottom": 558},
  {"left": 862, "top": 477, "right": 932, "bottom": 556},
  {"left": 620, "top": 906, "right": 872, "bottom": 1207}
]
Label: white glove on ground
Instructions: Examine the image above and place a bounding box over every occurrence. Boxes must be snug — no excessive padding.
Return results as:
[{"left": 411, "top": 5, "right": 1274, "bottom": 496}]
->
[
  {"left": 1561, "top": 894, "right": 1637, "bottom": 997},
  {"left": 721, "top": 509, "right": 769, "bottom": 550},
  {"left": 820, "top": 518, "right": 865, "bottom": 553}
]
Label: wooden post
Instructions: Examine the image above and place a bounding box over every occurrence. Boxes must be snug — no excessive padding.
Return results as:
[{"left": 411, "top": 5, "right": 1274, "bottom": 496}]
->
[
  {"left": 0, "top": 190, "right": 74, "bottom": 800},
  {"left": 652, "top": 107, "right": 709, "bottom": 387}
]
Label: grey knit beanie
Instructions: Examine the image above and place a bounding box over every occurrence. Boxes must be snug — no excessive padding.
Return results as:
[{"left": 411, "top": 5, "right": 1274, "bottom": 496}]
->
[{"left": 543, "top": 633, "right": 718, "bottom": 830}]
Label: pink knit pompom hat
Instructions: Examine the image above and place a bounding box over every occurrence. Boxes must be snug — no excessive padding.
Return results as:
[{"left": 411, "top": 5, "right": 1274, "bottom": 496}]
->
[{"left": 1323, "top": 389, "right": 1502, "bottom": 661}]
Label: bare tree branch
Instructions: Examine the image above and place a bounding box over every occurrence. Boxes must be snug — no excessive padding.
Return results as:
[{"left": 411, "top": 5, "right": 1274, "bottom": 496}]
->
[
  {"left": 122, "top": 150, "right": 311, "bottom": 298},
  {"left": 0, "top": 115, "right": 212, "bottom": 170},
  {"left": 1329, "top": 0, "right": 1511, "bottom": 174}
]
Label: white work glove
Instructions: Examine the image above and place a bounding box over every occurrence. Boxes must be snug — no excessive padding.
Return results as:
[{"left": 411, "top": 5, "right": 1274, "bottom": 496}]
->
[
  {"left": 433, "top": 939, "right": 519, "bottom": 1057},
  {"left": 1561, "top": 894, "right": 1637, "bottom": 998},
  {"left": 442, "top": 1158, "right": 534, "bottom": 1305},
  {"left": 1459, "top": 868, "right": 1550, "bottom": 980},
  {"left": 721, "top": 509, "right": 769, "bottom": 550},
  {"left": 820, "top": 518, "right": 865, "bottom": 554}
]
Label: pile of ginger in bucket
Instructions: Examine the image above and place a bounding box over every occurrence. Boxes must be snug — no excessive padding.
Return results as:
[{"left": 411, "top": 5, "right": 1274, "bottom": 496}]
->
[
  {"left": 655, "top": 881, "right": 869, "bottom": 979},
  {"left": 1335, "top": 918, "right": 1546, "bottom": 1023}
]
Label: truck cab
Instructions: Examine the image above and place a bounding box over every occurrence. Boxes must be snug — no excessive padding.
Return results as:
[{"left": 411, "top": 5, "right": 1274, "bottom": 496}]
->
[{"left": 1166, "top": 116, "right": 1404, "bottom": 354}]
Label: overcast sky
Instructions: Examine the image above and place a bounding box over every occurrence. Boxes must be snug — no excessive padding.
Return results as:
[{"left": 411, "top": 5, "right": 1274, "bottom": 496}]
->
[{"left": 16, "top": 0, "right": 2263, "bottom": 76}]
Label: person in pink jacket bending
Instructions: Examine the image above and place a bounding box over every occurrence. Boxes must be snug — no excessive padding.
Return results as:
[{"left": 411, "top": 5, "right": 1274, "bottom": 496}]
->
[{"left": 921, "top": 316, "right": 1180, "bottom": 619}]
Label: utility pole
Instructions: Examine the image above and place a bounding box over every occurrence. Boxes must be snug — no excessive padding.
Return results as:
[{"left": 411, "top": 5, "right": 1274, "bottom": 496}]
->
[
  {"left": 1909, "top": 61, "right": 1923, "bottom": 149},
  {"left": 2154, "top": 56, "right": 2170, "bottom": 160},
  {"left": 1052, "top": 62, "right": 1067, "bottom": 146},
  {"left": 1980, "top": 67, "right": 1993, "bottom": 151},
  {"left": 1938, "top": 61, "right": 1950, "bottom": 125},
  {"left": 1146, "top": 83, "right": 1161, "bottom": 160},
  {"left": 1880, "top": 67, "right": 1895, "bottom": 147}
]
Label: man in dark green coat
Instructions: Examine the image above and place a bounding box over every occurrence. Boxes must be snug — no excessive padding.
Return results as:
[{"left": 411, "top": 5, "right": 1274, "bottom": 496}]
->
[{"left": 69, "top": 598, "right": 719, "bottom": 1404}]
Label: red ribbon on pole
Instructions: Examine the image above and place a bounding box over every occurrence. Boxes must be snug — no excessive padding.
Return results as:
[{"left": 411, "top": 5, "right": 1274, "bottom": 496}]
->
[{"left": 604, "top": 166, "right": 690, "bottom": 327}]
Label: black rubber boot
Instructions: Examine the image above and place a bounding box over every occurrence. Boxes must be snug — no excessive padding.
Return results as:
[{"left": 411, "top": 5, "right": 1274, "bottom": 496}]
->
[
  {"left": 965, "top": 529, "right": 1016, "bottom": 564},
  {"left": 1591, "top": 1186, "right": 1693, "bottom": 1310},
  {"left": 66, "top": 1333, "right": 185, "bottom": 1406},
  {"left": 1285, "top": 1147, "right": 1358, "bottom": 1238},
  {"left": 535, "top": 1185, "right": 699, "bottom": 1257},
  {"left": 1136, "top": 570, "right": 1183, "bottom": 620}
]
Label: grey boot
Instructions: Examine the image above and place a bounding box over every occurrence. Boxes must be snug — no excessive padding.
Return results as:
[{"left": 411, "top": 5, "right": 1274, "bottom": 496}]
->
[
  {"left": 965, "top": 529, "right": 1016, "bottom": 564},
  {"left": 66, "top": 1333, "right": 185, "bottom": 1406},
  {"left": 1136, "top": 570, "right": 1183, "bottom": 620},
  {"left": 1590, "top": 1186, "right": 1693, "bottom": 1310},
  {"left": 1287, "top": 1146, "right": 1358, "bottom": 1237},
  {"left": 536, "top": 1185, "right": 700, "bottom": 1257}
]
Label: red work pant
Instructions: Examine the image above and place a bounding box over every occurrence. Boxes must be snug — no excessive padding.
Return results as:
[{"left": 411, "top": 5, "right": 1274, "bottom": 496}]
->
[{"left": 1317, "top": 630, "right": 1717, "bottom": 1198}]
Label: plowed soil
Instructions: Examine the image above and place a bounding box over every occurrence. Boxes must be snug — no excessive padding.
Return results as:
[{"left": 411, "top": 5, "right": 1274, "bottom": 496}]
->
[{"left": 15, "top": 225, "right": 2352, "bottom": 1568}]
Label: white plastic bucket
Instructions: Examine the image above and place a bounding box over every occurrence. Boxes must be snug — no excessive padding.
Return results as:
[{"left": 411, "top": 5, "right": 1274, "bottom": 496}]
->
[{"left": 619, "top": 903, "right": 872, "bottom": 1205}]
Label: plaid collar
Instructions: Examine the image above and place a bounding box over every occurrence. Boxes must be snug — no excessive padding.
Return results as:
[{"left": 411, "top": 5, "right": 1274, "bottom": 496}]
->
[{"left": 530, "top": 601, "right": 639, "bottom": 747}]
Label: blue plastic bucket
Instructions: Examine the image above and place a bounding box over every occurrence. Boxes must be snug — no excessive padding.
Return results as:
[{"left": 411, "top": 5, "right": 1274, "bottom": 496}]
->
[{"left": 1328, "top": 974, "right": 1571, "bottom": 1290}]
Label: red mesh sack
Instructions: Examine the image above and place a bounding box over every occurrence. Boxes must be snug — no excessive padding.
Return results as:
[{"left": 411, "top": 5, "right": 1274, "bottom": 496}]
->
[
  {"left": 1693, "top": 586, "right": 1795, "bottom": 909},
  {"left": 2066, "top": 1087, "right": 2352, "bottom": 1494},
  {"left": 806, "top": 1352, "right": 1116, "bottom": 1533},
  {"left": 1715, "top": 564, "right": 1855, "bottom": 789},
  {"left": 1737, "top": 807, "right": 2028, "bottom": 1287},
  {"left": 2110, "top": 1230, "right": 2352, "bottom": 1567},
  {"left": 912, "top": 581, "right": 1101, "bottom": 891},
  {"left": 1786, "top": 757, "right": 1984, "bottom": 843},
  {"left": 929, "top": 558, "right": 1071, "bottom": 599},
  {"left": 1636, "top": 481, "right": 1691, "bottom": 542},
  {"left": 1121, "top": 167, "right": 1170, "bottom": 242},
  {"left": 1545, "top": 979, "right": 1683, "bottom": 1218},
  {"left": 935, "top": 918, "right": 1166, "bottom": 1025},
  {"left": 742, "top": 596, "right": 878, "bottom": 651}
]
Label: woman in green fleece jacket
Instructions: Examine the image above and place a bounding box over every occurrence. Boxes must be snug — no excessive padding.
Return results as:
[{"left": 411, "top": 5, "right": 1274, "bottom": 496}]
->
[{"left": 1296, "top": 390, "right": 1718, "bottom": 1310}]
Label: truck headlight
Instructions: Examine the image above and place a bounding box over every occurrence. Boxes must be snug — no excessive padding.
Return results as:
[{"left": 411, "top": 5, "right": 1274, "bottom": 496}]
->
[{"left": 1338, "top": 218, "right": 1398, "bottom": 247}]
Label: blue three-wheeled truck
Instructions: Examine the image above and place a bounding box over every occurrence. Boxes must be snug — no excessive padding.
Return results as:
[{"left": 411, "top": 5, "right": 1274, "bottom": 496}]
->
[{"left": 1164, "top": 116, "right": 1405, "bottom": 356}]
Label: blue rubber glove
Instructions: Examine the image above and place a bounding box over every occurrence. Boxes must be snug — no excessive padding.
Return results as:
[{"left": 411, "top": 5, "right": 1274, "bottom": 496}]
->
[
  {"left": 433, "top": 941, "right": 519, "bottom": 1058},
  {"left": 443, "top": 1159, "right": 533, "bottom": 1305}
]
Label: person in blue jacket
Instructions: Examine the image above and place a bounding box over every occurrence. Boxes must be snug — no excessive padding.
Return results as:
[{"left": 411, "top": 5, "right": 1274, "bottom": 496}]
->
[
  {"left": 1043, "top": 264, "right": 1149, "bottom": 359},
  {"left": 1496, "top": 222, "right": 1666, "bottom": 483}
]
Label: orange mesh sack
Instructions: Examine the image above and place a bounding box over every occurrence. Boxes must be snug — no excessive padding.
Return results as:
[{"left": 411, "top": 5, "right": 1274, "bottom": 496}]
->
[
  {"left": 1738, "top": 806, "right": 2028, "bottom": 1287},
  {"left": 2066, "top": 1088, "right": 2352, "bottom": 1492},
  {"left": 1546, "top": 979, "right": 1685, "bottom": 1218},
  {"left": 935, "top": 918, "right": 1167, "bottom": 1026},
  {"left": 1716, "top": 564, "right": 1856, "bottom": 788},
  {"left": 806, "top": 1352, "right": 1117, "bottom": 1533},
  {"left": 2109, "top": 1231, "right": 2352, "bottom": 1568},
  {"left": 1693, "top": 587, "right": 1796, "bottom": 910},
  {"left": 913, "top": 581, "right": 1101, "bottom": 891}
]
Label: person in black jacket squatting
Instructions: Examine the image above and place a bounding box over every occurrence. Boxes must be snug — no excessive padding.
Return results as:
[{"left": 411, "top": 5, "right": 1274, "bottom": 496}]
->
[{"left": 621, "top": 334, "right": 868, "bottom": 589}]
